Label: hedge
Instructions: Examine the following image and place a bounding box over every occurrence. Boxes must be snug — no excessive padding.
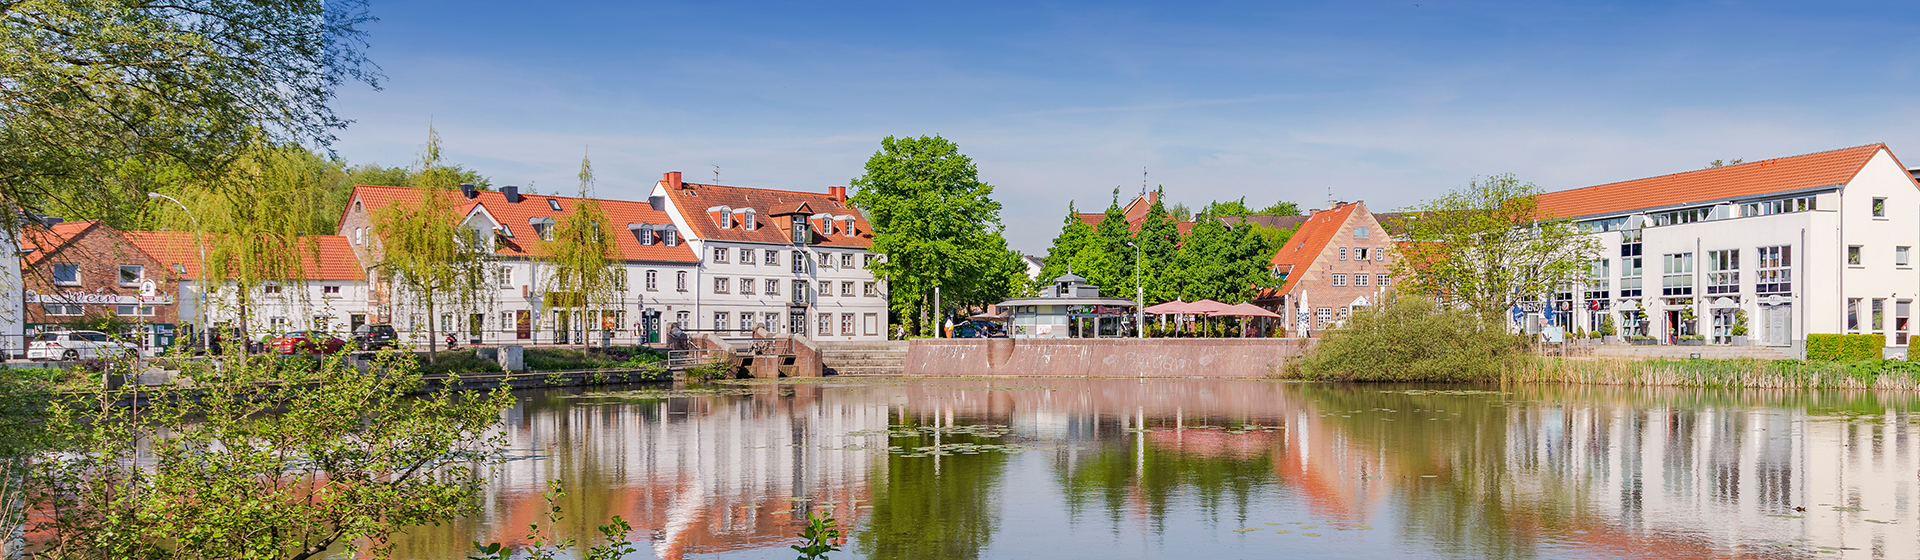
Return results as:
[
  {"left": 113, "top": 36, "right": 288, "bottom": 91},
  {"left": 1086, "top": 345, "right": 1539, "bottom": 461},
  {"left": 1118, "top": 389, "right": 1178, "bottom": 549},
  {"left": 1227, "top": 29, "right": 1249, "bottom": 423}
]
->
[{"left": 1807, "top": 333, "right": 1885, "bottom": 361}]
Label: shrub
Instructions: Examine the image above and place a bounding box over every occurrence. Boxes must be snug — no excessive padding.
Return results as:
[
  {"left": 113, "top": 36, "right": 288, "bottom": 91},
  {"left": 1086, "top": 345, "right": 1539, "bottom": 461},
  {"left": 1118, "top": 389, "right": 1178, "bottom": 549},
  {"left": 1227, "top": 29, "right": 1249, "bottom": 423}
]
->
[
  {"left": 684, "top": 358, "right": 736, "bottom": 381},
  {"left": 1808, "top": 334, "right": 1884, "bottom": 361},
  {"left": 413, "top": 349, "right": 504, "bottom": 375},
  {"left": 1292, "top": 295, "right": 1530, "bottom": 382}
]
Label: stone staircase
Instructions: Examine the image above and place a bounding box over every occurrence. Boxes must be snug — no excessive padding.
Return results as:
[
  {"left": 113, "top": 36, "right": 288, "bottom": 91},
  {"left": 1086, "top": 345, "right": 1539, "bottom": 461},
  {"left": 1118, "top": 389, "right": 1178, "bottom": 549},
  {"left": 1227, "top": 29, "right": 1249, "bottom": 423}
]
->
[{"left": 817, "top": 340, "right": 910, "bottom": 376}]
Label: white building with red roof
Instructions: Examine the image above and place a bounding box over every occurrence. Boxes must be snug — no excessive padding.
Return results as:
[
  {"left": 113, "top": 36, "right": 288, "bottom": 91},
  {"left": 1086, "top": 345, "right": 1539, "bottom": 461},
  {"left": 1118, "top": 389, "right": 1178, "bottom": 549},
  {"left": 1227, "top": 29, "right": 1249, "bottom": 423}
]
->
[
  {"left": 649, "top": 171, "right": 888, "bottom": 341},
  {"left": 124, "top": 231, "right": 368, "bottom": 341},
  {"left": 1536, "top": 143, "right": 1920, "bottom": 354},
  {"left": 339, "top": 183, "right": 702, "bottom": 346}
]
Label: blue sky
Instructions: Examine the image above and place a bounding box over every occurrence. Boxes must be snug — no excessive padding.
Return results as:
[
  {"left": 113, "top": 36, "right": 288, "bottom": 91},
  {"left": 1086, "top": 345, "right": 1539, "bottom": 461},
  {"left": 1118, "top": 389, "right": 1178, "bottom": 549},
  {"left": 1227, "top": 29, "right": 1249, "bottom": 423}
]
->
[{"left": 328, "top": 1, "right": 1920, "bottom": 253}]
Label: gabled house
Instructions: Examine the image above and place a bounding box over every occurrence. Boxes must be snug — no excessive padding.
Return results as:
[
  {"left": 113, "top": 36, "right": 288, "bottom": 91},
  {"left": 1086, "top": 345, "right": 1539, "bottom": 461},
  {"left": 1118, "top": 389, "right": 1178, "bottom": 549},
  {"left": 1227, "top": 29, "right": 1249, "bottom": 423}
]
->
[
  {"left": 1537, "top": 143, "right": 1920, "bottom": 353},
  {"left": 650, "top": 171, "right": 889, "bottom": 341},
  {"left": 20, "top": 220, "right": 181, "bottom": 352},
  {"left": 1252, "top": 201, "right": 1398, "bottom": 336},
  {"left": 338, "top": 183, "right": 701, "bottom": 345}
]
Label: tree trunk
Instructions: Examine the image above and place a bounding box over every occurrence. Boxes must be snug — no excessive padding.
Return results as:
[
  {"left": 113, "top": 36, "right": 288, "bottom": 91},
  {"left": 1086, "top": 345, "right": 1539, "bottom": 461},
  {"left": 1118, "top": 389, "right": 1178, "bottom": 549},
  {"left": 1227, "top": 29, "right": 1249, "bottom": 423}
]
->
[{"left": 425, "top": 295, "right": 437, "bottom": 364}]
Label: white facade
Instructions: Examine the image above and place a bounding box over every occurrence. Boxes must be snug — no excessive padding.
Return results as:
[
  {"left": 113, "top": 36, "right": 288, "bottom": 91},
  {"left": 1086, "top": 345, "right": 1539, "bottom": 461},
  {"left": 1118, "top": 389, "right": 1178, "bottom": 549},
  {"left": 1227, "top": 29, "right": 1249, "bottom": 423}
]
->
[
  {"left": 1552, "top": 147, "right": 1920, "bottom": 354},
  {"left": 188, "top": 278, "right": 371, "bottom": 337}
]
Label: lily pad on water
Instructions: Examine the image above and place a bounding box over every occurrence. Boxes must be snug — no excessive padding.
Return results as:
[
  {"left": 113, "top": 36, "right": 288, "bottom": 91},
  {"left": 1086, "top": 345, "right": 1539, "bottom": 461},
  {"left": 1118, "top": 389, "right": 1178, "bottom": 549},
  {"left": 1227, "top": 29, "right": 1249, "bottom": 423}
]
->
[
  {"left": 1233, "top": 528, "right": 1261, "bottom": 532},
  {"left": 1302, "top": 533, "right": 1321, "bottom": 537},
  {"left": 1274, "top": 530, "right": 1292, "bottom": 534}
]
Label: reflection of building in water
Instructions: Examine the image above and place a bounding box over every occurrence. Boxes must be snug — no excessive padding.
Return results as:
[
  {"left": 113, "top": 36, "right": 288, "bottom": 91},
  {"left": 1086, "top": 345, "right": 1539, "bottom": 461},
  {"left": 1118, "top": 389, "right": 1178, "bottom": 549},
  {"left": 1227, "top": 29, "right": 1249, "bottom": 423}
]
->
[
  {"left": 1501, "top": 395, "right": 1920, "bottom": 557},
  {"left": 401, "top": 386, "right": 893, "bottom": 560}
]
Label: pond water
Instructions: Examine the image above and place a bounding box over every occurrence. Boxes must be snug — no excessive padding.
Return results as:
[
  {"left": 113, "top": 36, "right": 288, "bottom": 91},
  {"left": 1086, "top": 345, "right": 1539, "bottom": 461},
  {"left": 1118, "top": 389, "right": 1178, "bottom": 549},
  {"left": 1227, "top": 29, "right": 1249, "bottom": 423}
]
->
[{"left": 389, "top": 378, "right": 1920, "bottom": 559}]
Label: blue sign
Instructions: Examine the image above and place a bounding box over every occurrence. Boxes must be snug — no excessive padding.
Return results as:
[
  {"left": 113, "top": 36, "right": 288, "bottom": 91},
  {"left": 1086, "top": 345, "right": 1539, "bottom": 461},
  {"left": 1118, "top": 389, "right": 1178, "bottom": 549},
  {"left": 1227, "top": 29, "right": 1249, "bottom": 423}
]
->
[{"left": 1510, "top": 306, "right": 1525, "bottom": 324}]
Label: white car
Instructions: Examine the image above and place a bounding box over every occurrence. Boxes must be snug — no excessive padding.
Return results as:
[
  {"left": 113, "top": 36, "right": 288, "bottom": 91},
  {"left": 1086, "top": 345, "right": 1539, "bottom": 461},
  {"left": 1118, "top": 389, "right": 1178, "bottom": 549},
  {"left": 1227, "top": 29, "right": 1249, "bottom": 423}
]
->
[{"left": 28, "top": 331, "right": 141, "bottom": 361}]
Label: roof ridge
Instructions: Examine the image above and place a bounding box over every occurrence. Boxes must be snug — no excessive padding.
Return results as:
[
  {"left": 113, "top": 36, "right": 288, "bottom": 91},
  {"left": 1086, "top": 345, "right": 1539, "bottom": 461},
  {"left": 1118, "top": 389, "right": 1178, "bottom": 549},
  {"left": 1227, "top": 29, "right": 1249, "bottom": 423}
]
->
[
  {"left": 1557, "top": 143, "right": 1883, "bottom": 195},
  {"left": 675, "top": 182, "right": 842, "bottom": 199}
]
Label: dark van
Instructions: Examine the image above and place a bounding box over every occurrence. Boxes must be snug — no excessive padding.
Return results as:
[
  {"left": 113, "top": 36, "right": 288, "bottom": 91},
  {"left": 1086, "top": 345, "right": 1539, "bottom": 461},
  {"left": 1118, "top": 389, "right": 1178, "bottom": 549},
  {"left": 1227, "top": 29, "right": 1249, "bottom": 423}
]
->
[{"left": 352, "top": 324, "right": 399, "bottom": 351}]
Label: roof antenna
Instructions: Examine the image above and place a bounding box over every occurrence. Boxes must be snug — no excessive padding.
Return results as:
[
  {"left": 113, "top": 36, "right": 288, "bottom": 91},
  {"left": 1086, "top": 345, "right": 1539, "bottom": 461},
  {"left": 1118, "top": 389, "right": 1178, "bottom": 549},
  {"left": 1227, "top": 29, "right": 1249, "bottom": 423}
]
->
[
  {"left": 1326, "top": 185, "right": 1335, "bottom": 209},
  {"left": 712, "top": 165, "right": 720, "bottom": 185},
  {"left": 1142, "top": 166, "right": 1149, "bottom": 199}
]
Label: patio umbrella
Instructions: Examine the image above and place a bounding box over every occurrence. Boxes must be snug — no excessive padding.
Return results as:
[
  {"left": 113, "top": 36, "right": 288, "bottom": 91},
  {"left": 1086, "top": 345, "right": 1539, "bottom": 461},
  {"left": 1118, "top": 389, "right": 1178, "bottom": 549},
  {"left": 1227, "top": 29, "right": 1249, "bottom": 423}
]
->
[
  {"left": 1184, "top": 299, "right": 1234, "bottom": 314},
  {"left": 1142, "top": 300, "right": 1191, "bottom": 315},
  {"left": 1214, "top": 303, "right": 1282, "bottom": 318}
]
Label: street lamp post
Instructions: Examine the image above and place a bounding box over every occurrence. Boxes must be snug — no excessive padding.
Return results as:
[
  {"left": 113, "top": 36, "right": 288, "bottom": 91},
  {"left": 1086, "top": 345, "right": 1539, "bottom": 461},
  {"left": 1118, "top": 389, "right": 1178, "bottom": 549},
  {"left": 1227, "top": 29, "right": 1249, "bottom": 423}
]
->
[
  {"left": 1125, "top": 241, "right": 1143, "bottom": 338},
  {"left": 148, "top": 192, "right": 208, "bottom": 351}
]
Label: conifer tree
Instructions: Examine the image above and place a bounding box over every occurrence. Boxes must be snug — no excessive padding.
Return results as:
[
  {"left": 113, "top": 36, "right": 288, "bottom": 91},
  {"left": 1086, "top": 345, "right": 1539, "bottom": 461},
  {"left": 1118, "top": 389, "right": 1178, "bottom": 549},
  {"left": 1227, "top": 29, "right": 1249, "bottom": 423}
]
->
[{"left": 1133, "top": 188, "right": 1182, "bottom": 303}]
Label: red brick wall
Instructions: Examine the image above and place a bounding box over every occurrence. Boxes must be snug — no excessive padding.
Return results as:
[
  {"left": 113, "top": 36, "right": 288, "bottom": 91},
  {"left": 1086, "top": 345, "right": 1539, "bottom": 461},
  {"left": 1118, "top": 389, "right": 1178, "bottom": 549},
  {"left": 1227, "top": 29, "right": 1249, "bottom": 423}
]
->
[
  {"left": 25, "top": 227, "right": 178, "bottom": 326},
  {"left": 1287, "top": 209, "right": 1400, "bottom": 333}
]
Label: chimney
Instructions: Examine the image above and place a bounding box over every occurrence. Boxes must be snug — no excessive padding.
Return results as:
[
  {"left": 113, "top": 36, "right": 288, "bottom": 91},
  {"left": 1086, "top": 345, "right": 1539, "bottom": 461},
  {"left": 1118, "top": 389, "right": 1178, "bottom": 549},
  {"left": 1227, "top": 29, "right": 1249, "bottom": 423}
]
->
[
  {"left": 666, "top": 171, "right": 683, "bottom": 190},
  {"left": 460, "top": 183, "right": 477, "bottom": 200},
  {"left": 648, "top": 195, "right": 665, "bottom": 211},
  {"left": 829, "top": 186, "right": 847, "bottom": 201},
  {"left": 502, "top": 185, "right": 523, "bottom": 203}
]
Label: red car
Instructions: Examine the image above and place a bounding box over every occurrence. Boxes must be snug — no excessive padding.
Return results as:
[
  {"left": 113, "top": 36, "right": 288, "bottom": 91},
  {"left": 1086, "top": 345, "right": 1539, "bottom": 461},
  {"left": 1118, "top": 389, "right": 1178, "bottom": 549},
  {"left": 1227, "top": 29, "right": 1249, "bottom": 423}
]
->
[{"left": 268, "top": 331, "right": 348, "bottom": 355}]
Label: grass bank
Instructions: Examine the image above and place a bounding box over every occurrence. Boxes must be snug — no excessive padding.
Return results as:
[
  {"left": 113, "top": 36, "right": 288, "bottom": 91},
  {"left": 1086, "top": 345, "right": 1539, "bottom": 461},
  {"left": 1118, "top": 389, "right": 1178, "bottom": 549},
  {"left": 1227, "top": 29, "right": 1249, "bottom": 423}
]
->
[{"left": 1511, "top": 357, "right": 1920, "bottom": 390}]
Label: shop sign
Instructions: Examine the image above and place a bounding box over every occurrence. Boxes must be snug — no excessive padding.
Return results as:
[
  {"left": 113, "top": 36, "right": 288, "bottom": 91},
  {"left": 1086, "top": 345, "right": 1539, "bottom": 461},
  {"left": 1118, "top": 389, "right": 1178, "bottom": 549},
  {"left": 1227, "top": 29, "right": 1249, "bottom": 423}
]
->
[{"left": 25, "top": 290, "right": 173, "bottom": 305}]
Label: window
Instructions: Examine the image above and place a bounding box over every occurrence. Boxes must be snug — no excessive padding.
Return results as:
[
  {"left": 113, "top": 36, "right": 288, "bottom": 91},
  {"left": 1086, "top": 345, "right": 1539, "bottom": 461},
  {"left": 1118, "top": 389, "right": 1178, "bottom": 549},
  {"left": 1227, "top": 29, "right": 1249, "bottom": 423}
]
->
[
  {"left": 712, "top": 247, "right": 729, "bottom": 263},
  {"left": 742, "top": 210, "right": 757, "bottom": 231},
  {"left": 533, "top": 222, "right": 553, "bottom": 241},
  {"left": 42, "top": 303, "right": 81, "bottom": 316},
  {"left": 1376, "top": 273, "right": 1390, "bottom": 287},
  {"left": 546, "top": 198, "right": 563, "bottom": 212},
  {"left": 1354, "top": 273, "right": 1369, "bottom": 287},
  {"left": 52, "top": 263, "right": 79, "bottom": 285},
  {"left": 615, "top": 269, "right": 629, "bottom": 291},
  {"left": 1848, "top": 245, "right": 1863, "bottom": 266},
  {"left": 664, "top": 227, "right": 678, "bottom": 246},
  {"left": 1354, "top": 226, "right": 1369, "bottom": 239},
  {"left": 714, "top": 277, "right": 730, "bottom": 294},
  {"left": 714, "top": 311, "right": 729, "bottom": 331},
  {"left": 764, "top": 312, "right": 781, "bottom": 332},
  {"left": 1873, "top": 197, "right": 1887, "bottom": 218},
  {"left": 264, "top": 284, "right": 283, "bottom": 295},
  {"left": 1315, "top": 307, "right": 1332, "bottom": 328},
  {"left": 1339, "top": 248, "right": 1348, "bottom": 261},
  {"left": 1585, "top": 258, "right": 1611, "bottom": 300},
  {"left": 1331, "top": 273, "right": 1347, "bottom": 287},
  {"left": 818, "top": 281, "right": 832, "bottom": 297},
  {"left": 1620, "top": 256, "right": 1644, "bottom": 297},
  {"left": 1742, "top": 196, "right": 1816, "bottom": 217},
  {"left": 818, "top": 313, "right": 833, "bottom": 338},
  {"left": 740, "top": 277, "right": 756, "bottom": 295},
  {"left": 1848, "top": 298, "right": 1862, "bottom": 333},
  {"left": 819, "top": 252, "right": 834, "bottom": 269},
  {"left": 863, "top": 281, "right": 877, "bottom": 297},
  {"left": 840, "top": 253, "right": 854, "bottom": 268},
  {"left": 1661, "top": 253, "right": 1693, "bottom": 296},
  {"left": 637, "top": 227, "right": 657, "bottom": 245},
  {"left": 674, "top": 310, "right": 690, "bottom": 328},
  {"left": 841, "top": 313, "right": 855, "bottom": 336},
  {"left": 792, "top": 215, "right": 809, "bottom": 244},
  {"left": 114, "top": 304, "right": 155, "bottom": 316},
  {"left": 1705, "top": 250, "right": 1738, "bottom": 294},
  {"left": 118, "top": 265, "right": 143, "bottom": 286},
  {"left": 741, "top": 248, "right": 756, "bottom": 265},
  {"left": 765, "top": 278, "right": 780, "bottom": 295},
  {"left": 323, "top": 285, "right": 341, "bottom": 295},
  {"left": 1873, "top": 298, "right": 1886, "bottom": 333},
  {"left": 792, "top": 280, "right": 808, "bottom": 303},
  {"left": 765, "top": 249, "right": 780, "bottom": 266},
  {"left": 841, "top": 281, "right": 855, "bottom": 297},
  {"left": 645, "top": 270, "right": 658, "bottom": 291},
  {"left": 865, "top": 254, "right": 877, "bottom": 268},
  {"left": 676, "top": 271, "right": 688, "bottom": 291},
  {"left": 1652, "top": 208, "right": 1710, "bottom": 226},
  {"left": 1619, "top": 229, "right": 1643, "bottom": 257},
  {"left": 1900, "top": 246, "right": 1912, "bottom": 267},
  {"left": 864, "top": 313, "right": 879, "bottom": 336},
  {"left": 1756, "top": 246, "right": 1792, "bottom": 294},
  {"left": 792, "top": 251, "right": 807, "bottom": 273},
  {"left": 496, "top": 266, "right": 512, "bottom": 288}
]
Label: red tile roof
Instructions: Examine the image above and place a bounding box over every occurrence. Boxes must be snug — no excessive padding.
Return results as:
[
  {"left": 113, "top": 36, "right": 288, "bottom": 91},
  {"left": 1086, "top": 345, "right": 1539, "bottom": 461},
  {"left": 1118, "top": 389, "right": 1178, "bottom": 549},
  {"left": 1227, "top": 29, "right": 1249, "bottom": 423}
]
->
[
  {"left": 662, "top": 182, "right": 873, "bottom": 248},
  {"left": 1262, "top": 202, "right": 1365, "bottom": 298},
  {"left": 346, "top": 185, "right": 700, "bottom": 263},
  {"left": 1536, "top": 143, "right": 1892, "bottom": 219},
  {"left": 22, "top": 220, "right": 101, "bottom": 266},
  {"left": 124, "top": 231, "right": 365, "bottom": 281}
]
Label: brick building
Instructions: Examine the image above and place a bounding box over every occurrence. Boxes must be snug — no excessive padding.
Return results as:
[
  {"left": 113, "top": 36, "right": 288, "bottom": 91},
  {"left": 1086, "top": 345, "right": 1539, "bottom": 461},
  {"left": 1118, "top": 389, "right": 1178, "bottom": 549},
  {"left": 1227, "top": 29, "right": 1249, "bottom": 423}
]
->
[
  {"left": 1252, "top": 201, "right": 1398, "bottom": 336},
  {"left": 20, "top": 220, "right": 180, "bottom": 350}
]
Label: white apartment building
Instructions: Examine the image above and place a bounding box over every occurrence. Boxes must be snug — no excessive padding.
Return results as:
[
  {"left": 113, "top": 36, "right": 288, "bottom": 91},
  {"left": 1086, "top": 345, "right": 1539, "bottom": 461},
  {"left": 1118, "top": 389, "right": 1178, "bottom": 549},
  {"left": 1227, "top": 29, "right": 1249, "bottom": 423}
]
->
[
  {"left": 340, "top": 184, "right": 701, "bottom": 346},
  {"left": 1536, "top": 143, "right": 1920, "bottom": 355},
  {"left": 127, "top": 231, "right": 371, "bottom": 339},
  {"left": 650, "top": 171, "right": 889, "bottom": 341}
]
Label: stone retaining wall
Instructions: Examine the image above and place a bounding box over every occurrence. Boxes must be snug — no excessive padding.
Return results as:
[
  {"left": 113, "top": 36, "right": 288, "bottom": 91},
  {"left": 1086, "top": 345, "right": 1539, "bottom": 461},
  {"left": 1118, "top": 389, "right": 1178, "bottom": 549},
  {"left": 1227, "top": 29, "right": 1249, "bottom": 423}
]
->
[{"left": 904, "top": 338, "right": 1314, "bottom": 378}]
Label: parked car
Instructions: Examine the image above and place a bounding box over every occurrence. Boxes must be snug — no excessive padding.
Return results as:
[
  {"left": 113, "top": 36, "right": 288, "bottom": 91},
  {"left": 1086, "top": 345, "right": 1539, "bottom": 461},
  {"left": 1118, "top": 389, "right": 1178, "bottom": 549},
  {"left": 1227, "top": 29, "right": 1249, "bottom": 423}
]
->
[
  {"left": 268, "top": 331, "right": 348, "bottom": 355},
  {"left": 28, "top": 331, "right": 140, "bottom": 361},
  {"left": 352, "top": 324, "right": 398, "bottom": 351}
]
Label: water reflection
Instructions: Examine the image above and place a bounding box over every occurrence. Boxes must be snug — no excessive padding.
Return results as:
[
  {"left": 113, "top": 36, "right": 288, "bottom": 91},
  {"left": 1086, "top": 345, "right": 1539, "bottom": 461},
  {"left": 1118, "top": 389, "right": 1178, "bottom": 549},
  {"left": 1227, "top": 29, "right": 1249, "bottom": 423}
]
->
[{"left": 386, "top": 379, "right": 1920, "bottom": 560}]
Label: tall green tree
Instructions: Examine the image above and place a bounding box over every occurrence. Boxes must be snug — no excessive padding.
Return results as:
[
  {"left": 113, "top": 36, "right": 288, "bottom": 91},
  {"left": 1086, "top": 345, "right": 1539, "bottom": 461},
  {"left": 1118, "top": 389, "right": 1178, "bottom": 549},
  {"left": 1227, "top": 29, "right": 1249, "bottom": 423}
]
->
[
  {"left": 1389, "top": 173, "right": 1601, "bottom": 321},
  {"left": 0, "top": 0, "right": 381, "bottom": 238},
  {"left": 540, "top": 153, "right": 622, "bottom": 349},
  {"left": 1091, "top": 189, "right": 1135, "bottom": 293},
  {"left": 1257, "top": 200, "right": 1302, "bottom": 216},
  {"left": 849, "top": 136, "right": 1024, "bottom": 337},
  {"left": 369, "top": 128, "right": 493, "bottom": 362},
  {"left": 1167, "top": 218, "right": 1273, "bottom": 303},
  {"left": 1036, "top": 203, "right": 1094, "bottom": 286},
  {"left": 1134, "top": 189, "right": 1183, "bottom": 304}
]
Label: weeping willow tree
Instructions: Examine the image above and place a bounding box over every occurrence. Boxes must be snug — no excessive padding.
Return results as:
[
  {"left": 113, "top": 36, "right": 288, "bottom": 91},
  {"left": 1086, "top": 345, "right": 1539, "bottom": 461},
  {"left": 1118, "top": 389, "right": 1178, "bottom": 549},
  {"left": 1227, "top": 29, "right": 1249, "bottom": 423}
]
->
[
  {"left": 539, "top": 152, "right": 621, "bottom": 350},
  {"left": 370, "top": 128, "right": 492, "bottom": 362}
]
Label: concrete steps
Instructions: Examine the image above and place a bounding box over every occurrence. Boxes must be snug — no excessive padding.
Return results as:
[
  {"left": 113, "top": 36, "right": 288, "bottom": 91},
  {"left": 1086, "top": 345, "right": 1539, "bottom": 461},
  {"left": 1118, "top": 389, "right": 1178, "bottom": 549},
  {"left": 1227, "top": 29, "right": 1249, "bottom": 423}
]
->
[{"left": 817, "top": 341, "right": 909, "bottom": 376}]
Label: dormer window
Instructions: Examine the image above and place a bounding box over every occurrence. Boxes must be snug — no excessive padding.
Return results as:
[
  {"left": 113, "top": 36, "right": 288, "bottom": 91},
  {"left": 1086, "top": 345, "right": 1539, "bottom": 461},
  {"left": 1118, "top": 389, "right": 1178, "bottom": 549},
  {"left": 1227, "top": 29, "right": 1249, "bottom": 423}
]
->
[
  {"left": 547, "top": 198, "right": 563, "bottom": 212},
  {"left": 664, "top": 227, "right": 678, "bottom": 246},
  {"left": 497, "top": 225, "right": 514, "bottom": 238},
  {"left": 737, "top": 209, "right": 756, "bottom": 231},
  {"left": 708, "top": 206, "right": 734, "bottom": 228},
  {"left": 791, "top": 215, "right": 807, "bottom": 244},
  {"left": 529, "top": 217, "right": 556, "bottom": 241}
]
